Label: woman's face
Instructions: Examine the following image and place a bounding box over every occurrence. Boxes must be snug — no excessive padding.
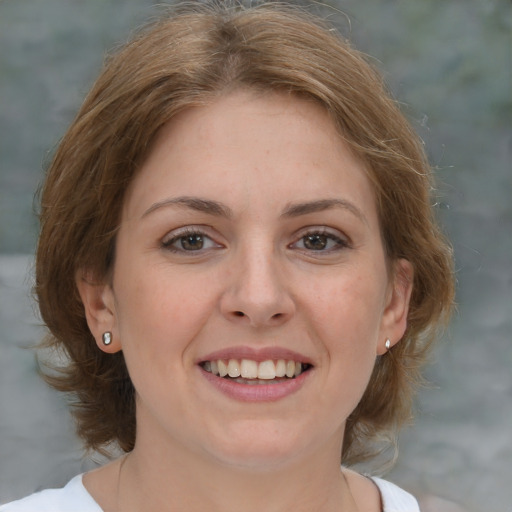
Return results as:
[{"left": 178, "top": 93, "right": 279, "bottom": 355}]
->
[{"left": 83, "top": 90, "right": 412, "bottom": 469}]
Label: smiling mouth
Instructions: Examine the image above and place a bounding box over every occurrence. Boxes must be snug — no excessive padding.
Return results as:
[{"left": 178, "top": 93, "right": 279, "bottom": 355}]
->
[{"left": 200, "top": 359, "right": 312, "bottom": 384}]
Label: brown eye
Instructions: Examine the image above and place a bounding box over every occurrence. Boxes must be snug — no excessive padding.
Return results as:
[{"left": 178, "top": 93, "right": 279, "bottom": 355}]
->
[
  {"left": 291, "top": 230, "right": 349, "bottom": 253},
  {"left": 180, "top": 234, "right": 204, "bottom": 251},
  {"left": 162, "top": 230, "right": 219, "bottom": 253},
  {"left": 303, "top": 234, "right": 329, "bottom": 250}
]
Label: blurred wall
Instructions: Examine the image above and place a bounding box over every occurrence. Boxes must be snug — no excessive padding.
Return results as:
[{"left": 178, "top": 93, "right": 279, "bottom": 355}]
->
[{"left": 0, "top": 1, "right": 511, "bottom": 510}]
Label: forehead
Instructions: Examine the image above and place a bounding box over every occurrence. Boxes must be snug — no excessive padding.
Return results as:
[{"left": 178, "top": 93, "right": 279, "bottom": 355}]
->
[{"left": 123, "top": 90, "right": 377, "bottom": 224}]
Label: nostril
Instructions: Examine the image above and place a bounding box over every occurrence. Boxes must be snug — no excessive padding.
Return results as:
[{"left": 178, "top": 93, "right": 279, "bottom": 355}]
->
[
  {"left": 271, "top": 313, "right": 283, "bottom": 319},
  {"left": 234, "top": 311, "right": 245, "bottom": 317}
]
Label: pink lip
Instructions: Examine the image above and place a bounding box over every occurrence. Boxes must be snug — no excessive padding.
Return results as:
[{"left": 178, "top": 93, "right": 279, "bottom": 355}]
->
[
  {"left": 199, "top": 365, "right": 311, "bottom": 402},
  {"left": 197, "top": 346, "right": 313, "bottom": 365}
]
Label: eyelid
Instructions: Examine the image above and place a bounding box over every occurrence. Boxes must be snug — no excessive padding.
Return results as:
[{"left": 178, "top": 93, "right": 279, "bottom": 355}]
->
[
  {"left": 161, "top": 225, "right": 224, "bottom": 252},
  {"left": 293, "top": 225, "right": 350, "bottom": 241},
  {"left": 290, "top": 226, "right": 352, "bottom": 252}
]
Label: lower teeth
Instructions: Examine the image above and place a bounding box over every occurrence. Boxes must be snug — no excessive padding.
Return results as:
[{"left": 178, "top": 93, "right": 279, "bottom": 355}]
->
[{"left": 231, "top": 377, "right": 289, "bottom": 385}]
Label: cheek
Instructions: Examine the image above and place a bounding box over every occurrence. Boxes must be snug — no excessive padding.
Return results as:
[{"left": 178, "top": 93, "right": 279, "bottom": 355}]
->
[
  {"left": 303, "top": 269, "right": 387, "bottom": 365},
  {"left": 114, "top": 267, "right": 216, "bottom": 360}
]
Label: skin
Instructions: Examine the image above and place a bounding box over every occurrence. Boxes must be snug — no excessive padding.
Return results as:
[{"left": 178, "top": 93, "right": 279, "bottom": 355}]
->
[{"left": 78, "top": 90, "right": 413, "bottom": 512}]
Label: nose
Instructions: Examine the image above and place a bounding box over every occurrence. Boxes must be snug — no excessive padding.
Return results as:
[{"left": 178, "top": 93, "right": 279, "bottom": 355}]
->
[{"left": 220, "top": 245, "right": 295, "bottom": 328}]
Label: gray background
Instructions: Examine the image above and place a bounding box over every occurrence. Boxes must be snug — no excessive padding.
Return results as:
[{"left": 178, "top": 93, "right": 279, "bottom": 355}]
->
[{"left": 0, "top": 0, "right": 511, "bottom": 510}]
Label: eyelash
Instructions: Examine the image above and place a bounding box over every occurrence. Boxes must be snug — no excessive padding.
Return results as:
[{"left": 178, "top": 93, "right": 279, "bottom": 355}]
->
[
  {"left": 161, "top": 227, "right": 350, "bottom": 255},
  {"left": 161, "top": 227, "right": 220, "bottom": 254},
  {"left": 290, "top": 229, "right": 350, "bottom": 253}
]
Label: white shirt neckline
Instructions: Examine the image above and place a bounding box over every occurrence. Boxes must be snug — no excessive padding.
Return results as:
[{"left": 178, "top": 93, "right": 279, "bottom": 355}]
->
[{"left": 73, "top": 474, "right": 421, "bottom": 512}]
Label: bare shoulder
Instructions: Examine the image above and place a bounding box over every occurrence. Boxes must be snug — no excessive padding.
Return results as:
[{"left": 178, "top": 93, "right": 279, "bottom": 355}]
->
[
  {"left": 342, "top": 468, "right": 382, "bottom": 512},
  {"left": 82, "top": 458, "right": 123, "bottom": 512}
]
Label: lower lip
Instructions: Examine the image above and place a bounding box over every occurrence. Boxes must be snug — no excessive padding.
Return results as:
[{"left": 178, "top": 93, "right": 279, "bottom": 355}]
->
[{"left": 199, "top": 367, "right": 310, "bottom": 402}]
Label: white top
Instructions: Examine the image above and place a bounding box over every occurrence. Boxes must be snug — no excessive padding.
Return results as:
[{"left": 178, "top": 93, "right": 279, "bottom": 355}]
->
[
  {"left": 373, "top": 477, "right": 421, "bottom": 512},
  {"left": 0, "top": 474, "right": 420, "bottom": 511}
]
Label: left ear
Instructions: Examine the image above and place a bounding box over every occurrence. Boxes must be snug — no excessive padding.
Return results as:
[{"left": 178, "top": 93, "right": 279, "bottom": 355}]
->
[{"left": 377, "top": 258, "right": 414, "bottom": 355}]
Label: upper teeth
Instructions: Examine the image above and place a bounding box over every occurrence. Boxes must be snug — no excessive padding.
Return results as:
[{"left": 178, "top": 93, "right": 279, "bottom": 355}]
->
[{"left": 203, "top": 359, "right": 305, "bottom": 380}]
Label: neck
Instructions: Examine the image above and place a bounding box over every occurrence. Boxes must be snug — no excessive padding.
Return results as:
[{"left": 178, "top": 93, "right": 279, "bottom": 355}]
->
[{"left": 117, "top": 434, "right": 358, "bottom": 512}]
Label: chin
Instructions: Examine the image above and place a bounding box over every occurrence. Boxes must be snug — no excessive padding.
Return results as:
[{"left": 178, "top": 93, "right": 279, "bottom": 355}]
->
[{"left": 204, "top": 423, "right": 315, "bottom": 471}]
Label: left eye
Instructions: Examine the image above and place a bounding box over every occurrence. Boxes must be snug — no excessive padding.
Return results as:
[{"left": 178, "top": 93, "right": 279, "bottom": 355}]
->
[
  {"left": 293, "top": 232, "right": 348, "bottom": 252},
  {"left": 162, "top": 231, "right": 219, "bottom": 252}
]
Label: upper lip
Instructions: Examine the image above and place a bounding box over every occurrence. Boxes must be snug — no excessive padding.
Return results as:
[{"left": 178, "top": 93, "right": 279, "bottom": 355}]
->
[{"left": 197, "top": 346, "right": 313, "bottom": 365}]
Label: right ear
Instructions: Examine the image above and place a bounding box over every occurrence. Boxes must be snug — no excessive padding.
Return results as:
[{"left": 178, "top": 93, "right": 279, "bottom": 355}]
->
[{"left": 76, "top": 270, "right": 121, "bottom": 353}]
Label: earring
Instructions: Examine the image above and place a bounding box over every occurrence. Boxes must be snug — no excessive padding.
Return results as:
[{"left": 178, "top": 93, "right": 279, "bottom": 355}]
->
[
  {"left": 102, "top": 332, "right": 112, "bottom": 346},
  {"left": 385, "top": 338, "right": 391, "bottom": 351}
]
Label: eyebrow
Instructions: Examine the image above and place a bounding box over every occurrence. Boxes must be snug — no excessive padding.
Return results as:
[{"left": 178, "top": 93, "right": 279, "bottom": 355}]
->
[
  {"left": 281, "top": 198, "right": 368, "bottom": 225},
  {"left": 141, "top": 196, "right": 367, "bottom": 224},
  {"left": 141, "top": 196, "right": 233, "bottom": 219}
]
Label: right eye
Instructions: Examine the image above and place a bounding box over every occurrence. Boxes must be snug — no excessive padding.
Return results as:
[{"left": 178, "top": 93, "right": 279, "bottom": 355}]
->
[{"left": 161, "top": 228, "right": 221, "bottom": 253}]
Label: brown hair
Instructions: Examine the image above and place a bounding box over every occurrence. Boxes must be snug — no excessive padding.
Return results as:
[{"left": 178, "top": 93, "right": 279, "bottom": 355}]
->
[{"left": 36, "top": 0, "right": 454, "bottom": 464}]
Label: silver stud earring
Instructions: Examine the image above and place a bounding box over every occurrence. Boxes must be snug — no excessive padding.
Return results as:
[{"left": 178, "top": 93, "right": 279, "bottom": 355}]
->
[
  {"left": 102, "top": 332, "right": 112, "bottom": 346},
  {"left": 385, "top": 338, "right": 391, "bottom": 351}
]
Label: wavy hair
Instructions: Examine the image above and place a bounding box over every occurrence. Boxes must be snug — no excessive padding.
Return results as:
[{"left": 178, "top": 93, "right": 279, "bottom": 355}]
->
[{"left": 36, "top": 0, "right": 454, "bottom": 464}]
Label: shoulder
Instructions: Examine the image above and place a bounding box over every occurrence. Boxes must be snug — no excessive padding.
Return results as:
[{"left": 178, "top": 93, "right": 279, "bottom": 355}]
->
[
  {"left": 372, "top": 477, "right": 421, "bottom": 512},
  {"left": 0, "top": 475, "right": 102, "bottom": 512}
]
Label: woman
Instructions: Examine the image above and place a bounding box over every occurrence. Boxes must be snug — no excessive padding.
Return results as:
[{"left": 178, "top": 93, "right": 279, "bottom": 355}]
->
[{"left": 1, "top": 1, "right": 454, "bottom": 511}]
